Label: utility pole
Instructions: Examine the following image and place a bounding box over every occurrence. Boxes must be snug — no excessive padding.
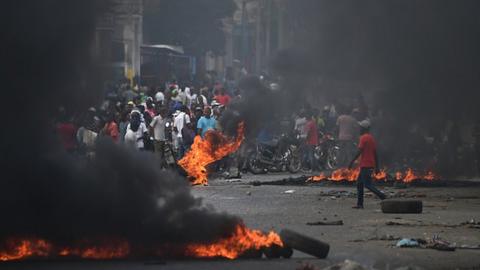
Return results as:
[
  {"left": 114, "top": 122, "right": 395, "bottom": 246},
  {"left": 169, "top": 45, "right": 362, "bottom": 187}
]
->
[{"left": 241, "top": 0, "right": 249, "bottom": 72}]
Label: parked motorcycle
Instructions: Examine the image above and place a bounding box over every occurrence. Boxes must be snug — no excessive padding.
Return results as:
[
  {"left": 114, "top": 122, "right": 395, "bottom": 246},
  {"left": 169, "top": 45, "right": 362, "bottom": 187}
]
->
[
  {"left": 314, "top": 132, "right": 340, "bottom": 170},
  {"left": 247, "top": 133, "right": 302, "bottom": 174}
]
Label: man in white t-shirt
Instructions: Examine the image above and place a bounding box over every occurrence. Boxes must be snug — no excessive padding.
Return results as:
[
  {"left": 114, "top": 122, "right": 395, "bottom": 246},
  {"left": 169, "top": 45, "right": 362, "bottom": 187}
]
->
[
  {"left": 124, "top": 111, "right": 148, "bottom": 150},
  {"left": 173, "top": 106, "right": 191, "bottom": 159},
  {"left": 150, "top": 108, "right": 167, "bottom": 167},
  {"left": 294, "top": 111, "right": 308, "bottom": 139}
]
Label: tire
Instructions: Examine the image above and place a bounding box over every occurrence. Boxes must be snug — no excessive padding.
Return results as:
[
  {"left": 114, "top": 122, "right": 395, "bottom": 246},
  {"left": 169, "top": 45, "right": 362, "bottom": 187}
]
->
[
  {"left": 381, "top": 200, "right": 423, "bottom": 214},
  {"left": 247, "top": 153, "right": 265, "bottom": 174},
  {"left": 262, "top": 244, "right": 293, "bottom": 259},
  {"left": 326, "top": 146, "right": 340, "bottom": 170},
  {"left": 287, "top": 153, "right": 302, "bottom": 173},
  {"left": 280, "top": 229, "right": 330, "bottom": 259}
]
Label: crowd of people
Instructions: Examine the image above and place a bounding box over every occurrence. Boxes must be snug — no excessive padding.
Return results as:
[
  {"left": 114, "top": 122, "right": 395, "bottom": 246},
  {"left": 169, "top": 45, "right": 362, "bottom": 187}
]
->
[
  {"left": 55, "top": 78, "right": 480, "bottom": 178},
  {"left": 55, "top": 81, "right": 240, "bottom": 169}
]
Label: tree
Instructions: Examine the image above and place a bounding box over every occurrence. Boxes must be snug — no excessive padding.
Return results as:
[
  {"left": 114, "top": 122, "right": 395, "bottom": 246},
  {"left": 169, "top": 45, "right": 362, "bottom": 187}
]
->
[{"left": 144, "top": 0, "right": 236, "bottom": 55}]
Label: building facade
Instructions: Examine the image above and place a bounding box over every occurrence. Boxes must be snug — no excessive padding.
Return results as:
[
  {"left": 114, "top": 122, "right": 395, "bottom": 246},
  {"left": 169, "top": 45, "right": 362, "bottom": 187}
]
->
[
  {"left": 222, "top": 0, "right": 292, "bottom": 76},
  {"left": 94, "top": 0, "right": 143, "bottom": 82}
]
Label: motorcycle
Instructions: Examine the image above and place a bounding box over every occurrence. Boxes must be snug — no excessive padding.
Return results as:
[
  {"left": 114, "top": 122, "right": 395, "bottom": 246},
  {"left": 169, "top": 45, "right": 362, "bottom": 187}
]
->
[
  {"left": 247, "top": 133, "right": 302, "bottom": 174},
  {"left": 314, "top": 132, "right": 340, "bottom": 170}
]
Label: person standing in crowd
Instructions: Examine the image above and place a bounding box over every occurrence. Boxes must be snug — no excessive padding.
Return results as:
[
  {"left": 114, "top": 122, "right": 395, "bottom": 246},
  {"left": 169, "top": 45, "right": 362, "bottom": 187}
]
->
[
  {"left": 118, "top": 111, "right": 129, "bottom": 143},
  {"left": 145, "top": 98, "right": 156, "bottom": 119},
  {"left": 337, "top": 108, "right": 359, "bottom": 167},
  {"left": 349, "top": 120, "right": 386, "bottom": 209},
  {"left": 154, "top": 87, "right": 165, "bottom": 106},
  {"left": 56, "top": 111, "right": 77, "bottom": 153},
  {"left": 76, "top": 107, "right": 99, "bottom": 157},
  {"left": 294, "top": 110, "right": 308, "bottom": 139},
  {"left": 122, "top": 85, "right": 138, "bottom": 103},
  {"left": 196, "top": 88, "right": 208, "bottom": 108},
  {"left": 173, "top": 105, "right": 191, "bottom": 159},
  {"left": 102, "top": 113, "right": 119, "bottom": 142},
  {"left": 214, "top": 88, "right": 231, "bottom": 107},
  {"left": 124, "top": 111, "right": 148, "bottom": 150},
  {"left": 150, "top": 108, "right": 167, "bottom": 168},
  {"left": 304, "top": 111, "right": 319, "bottom": 172},
  {"left": 197, "top": 107, "right": 216, "bottom": 138},
  {"left": 191, "top": 106, "right": 204, "bottom": 133}
]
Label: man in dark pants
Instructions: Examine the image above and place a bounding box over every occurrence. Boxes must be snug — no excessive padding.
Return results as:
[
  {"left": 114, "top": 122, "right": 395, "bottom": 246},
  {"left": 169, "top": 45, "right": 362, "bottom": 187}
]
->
[{"left": 349, "top": 120, "right": 386, "bottom": 209}]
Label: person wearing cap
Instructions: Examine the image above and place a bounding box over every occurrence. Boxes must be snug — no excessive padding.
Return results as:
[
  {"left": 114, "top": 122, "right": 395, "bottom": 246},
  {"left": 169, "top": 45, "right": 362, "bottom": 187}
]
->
[{"left": 349, "top": 120, "right": 386, "bottom": 209}]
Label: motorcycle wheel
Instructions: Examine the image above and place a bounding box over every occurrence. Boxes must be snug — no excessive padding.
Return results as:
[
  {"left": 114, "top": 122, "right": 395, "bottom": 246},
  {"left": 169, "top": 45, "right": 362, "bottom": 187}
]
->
[
  {"left": 248, "top": 153, "right": 266, "bottom": 174},
  {"left": 287, "top": 152, "right": 302, "bottom": 173},
  {"left": 326, "top": 146, "right": 340, "bottom": 170}
]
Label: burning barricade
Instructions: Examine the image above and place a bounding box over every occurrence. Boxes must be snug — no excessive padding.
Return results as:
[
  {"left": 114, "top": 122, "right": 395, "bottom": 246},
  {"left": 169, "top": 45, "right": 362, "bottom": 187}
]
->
[
  {"left": 0, "top": 225, "right": 329, "bottom": 261},
  {"left": 307, "top": 167, "right": 438, "bottom": 184}
]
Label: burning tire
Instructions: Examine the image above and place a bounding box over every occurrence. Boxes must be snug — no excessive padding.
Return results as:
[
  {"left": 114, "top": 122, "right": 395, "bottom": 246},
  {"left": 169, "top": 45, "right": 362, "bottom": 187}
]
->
[
  {"left": 381, "top": 200, "right": 423, "bottom": 214},
  {"left": 280, "top": 229, "right": 330, "bottom": 259},
  {"left": 262, "top": 244, "right": 293, "bottom": 259}
]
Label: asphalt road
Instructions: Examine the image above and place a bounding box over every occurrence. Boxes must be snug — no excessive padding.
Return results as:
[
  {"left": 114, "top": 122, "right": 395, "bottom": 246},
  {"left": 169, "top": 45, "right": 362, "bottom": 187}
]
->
[{"left": 2, "top": 172, "right": 480, "bottom": 270}]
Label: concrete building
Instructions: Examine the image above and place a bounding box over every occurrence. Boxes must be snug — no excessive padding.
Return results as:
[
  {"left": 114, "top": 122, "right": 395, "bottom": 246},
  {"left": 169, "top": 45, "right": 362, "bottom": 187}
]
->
[
  {"left": 94, "top": 0, "right": 143, "bottom": 82},
  {"left": 223, "top": 0, "right": 291, "bottom": 76}
]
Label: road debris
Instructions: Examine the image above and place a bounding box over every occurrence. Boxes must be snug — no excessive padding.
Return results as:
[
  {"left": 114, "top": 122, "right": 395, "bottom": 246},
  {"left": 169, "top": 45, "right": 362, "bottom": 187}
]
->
[
  {"left": 323, "top": 259, "right": 367, "bottom": 270},
  {"left": 306, "top": 220, "right": 344, "bottom": 226},
  {"left": 396, "top": 238, "right": 422, "bottom": 248}
]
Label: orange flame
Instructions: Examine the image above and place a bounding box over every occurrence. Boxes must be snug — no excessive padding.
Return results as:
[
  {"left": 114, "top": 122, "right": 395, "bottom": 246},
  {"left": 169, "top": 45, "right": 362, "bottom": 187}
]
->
[
  {"left": 59, "top": 239, "right": 130, "bottom": 259},
  {"left": 0, "top": 224, "right": 282, "bottom": 261},
  {"left": 0, "top": 238, "right": 130, "bottom": 261},
  {"left": 179, "top": 122, "right": 245, "bottom": 185},
  {"left": 308, "top": 167, "right": 438, "bottom": 183},
  {"left": 0, "top": 238, "right": 52, "bottom": 261},
  {"left": 185, "top": 224, "right": 283, "bottom": 259}
]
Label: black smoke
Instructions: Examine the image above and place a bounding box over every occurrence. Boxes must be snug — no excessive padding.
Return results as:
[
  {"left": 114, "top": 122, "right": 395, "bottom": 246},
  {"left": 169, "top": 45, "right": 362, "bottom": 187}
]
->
[
  {"left": 225, "top": 0, "right": 480, "bottom": 176},
  {"left": 0, "top": 0, "right": 238, "bottom": 253}
]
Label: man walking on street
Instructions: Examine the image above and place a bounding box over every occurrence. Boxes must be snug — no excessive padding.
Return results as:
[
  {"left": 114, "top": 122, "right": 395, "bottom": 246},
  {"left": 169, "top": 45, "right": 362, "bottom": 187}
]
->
[{"left": 349, "top": 120, "right": 386, "bottom": 209}]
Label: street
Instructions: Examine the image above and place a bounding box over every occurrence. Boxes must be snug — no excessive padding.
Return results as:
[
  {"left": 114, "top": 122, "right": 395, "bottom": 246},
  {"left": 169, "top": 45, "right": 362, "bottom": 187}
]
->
[
  {"left": 1, "top": 173, "right": 479, "bottom": 270},
  {"left": 190, "top": 172, "right": 480, "bottom": 269}
]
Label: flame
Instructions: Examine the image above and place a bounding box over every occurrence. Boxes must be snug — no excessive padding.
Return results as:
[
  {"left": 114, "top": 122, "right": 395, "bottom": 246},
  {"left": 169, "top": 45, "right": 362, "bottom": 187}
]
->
[
  {"left": 58, "top": 239, "right": 130, "bottom": 259},
  {"left": 373, "top": 169, "right": 388, "bottom": 181},
  {"left": 308, "top": 167, "right": 438, "bottom": 183},
  {"left": 185, "top": 224, "right": 283, "bottom": 259},
  {"left": 402, "top": 168, "right": 418, "bottom": 183},
  {"left": 0, "top": 238, "right": 130, "bottom": 261},
  {"left": 395, "top": 169, "right": 437, "bottom": 183},
  {"left": 0, "top": 238, "right": 51, "bottom": 261},
  {"left": 0, "top": 224, "right": 282, "bottom": 261},
  {"left": 424, "top": 171, "right": 436, "bottom": 181},
  {"left": 179, "top": 122, "right": 245, "bottom": 185}
]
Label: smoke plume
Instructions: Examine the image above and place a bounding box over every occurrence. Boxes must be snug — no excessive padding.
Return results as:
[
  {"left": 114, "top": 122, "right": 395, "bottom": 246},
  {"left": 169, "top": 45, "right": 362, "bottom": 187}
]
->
[{"left": 0, "top": 0, "right": 238, "bottom": 251}]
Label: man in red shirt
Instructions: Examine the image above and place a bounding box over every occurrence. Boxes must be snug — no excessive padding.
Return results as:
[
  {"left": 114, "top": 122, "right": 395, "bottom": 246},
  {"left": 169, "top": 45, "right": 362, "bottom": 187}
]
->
[
  {"left": 304, "top": 111, "right": 319, "bottom": 171},
  {"left": 214, "top": 88, "right": 231, "bottom": 106},
  {"left": 102, "top": 113, "right": 120, "bottom": 143},
  {"left": 349, "top": 120, "right": 386, "bottom": 208}
]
